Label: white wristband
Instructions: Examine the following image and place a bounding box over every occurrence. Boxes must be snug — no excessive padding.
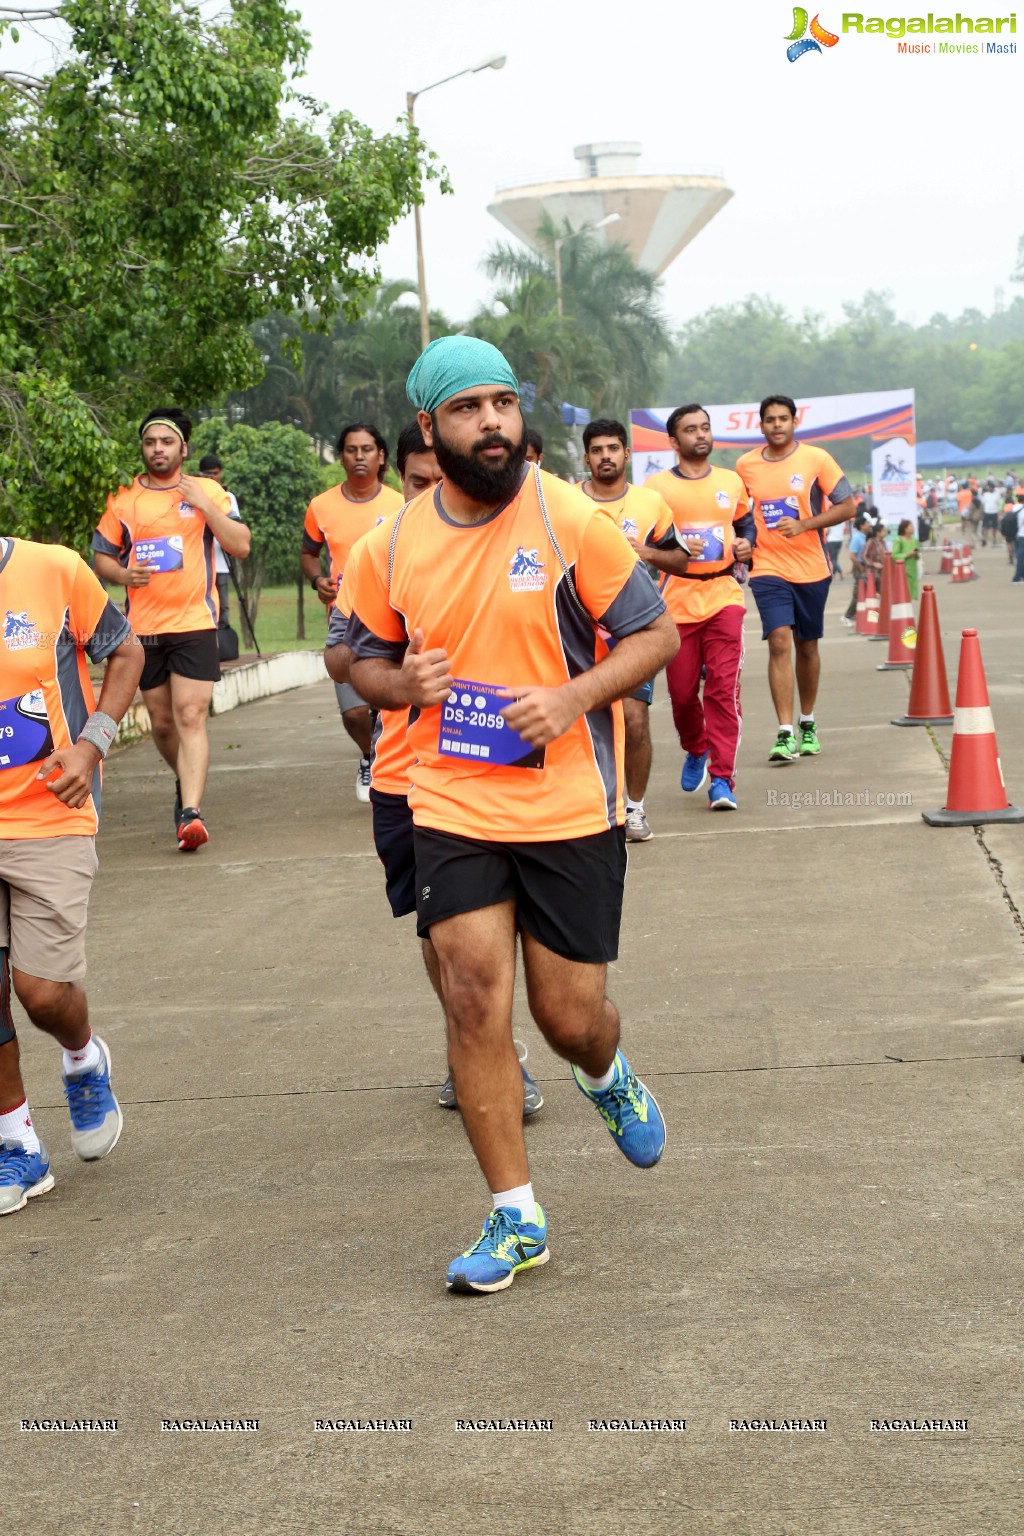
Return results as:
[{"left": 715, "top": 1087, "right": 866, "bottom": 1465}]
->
[{"left": 78, "top": 711, "right": 118, "bottom": 758}]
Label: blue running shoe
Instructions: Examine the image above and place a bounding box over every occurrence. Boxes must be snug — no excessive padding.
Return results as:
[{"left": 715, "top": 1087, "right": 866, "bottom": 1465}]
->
[
  {"left": 447, "top": 1205, "right": 550, "bottom": 1294},
  {"left": 63, "top": 1036, "right": 122, "bottom": 1161},
  {"left": 709, "top": 777, "right": 738, "bottom": 811},
  {"left": 0, "top": 1140, "right": 54, "bottom": 1216},
  {"left": 572, "top": 1050, "right": 666, "bottom": 1168},
  {"left": 680, "top": 751, "right": 710, "bottom": 795}
]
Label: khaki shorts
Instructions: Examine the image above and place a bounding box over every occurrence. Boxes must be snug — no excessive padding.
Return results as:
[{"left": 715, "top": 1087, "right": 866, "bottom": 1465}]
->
[{"left": 0, "top": 836, "right": 98, "bottom": 983}]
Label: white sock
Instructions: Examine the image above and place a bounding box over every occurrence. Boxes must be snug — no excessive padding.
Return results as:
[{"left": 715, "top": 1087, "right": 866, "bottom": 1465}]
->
[
  {"left": 63, "top": 1033, "right": 100, "bottom": 1078},
  {"left": 625, "top": 797, "right": 644, "bottom": 814},
  {"left": 575, "top": 1055, "right": 619, "bottom": 1093},
  {"left": 799, "top": 713, "right": 815, "bottom": 725},
  {"left": 779, "top": 722, "right": 794, "bottom": 736},
  {"left": 0, "top": 1097, "right": 41, "bottom": 1156},
  {"left": 492, "top": 1183, "right": 538, "bottom": 1225}
]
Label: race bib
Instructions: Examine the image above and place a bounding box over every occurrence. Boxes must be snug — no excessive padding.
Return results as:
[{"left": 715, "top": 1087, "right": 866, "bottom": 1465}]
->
[
  {"left": 134, "top": 536, "right": 184, "bottom": 573},
  {"left": 0, "top": 689, "right": 53, "bottom": 769},
  {"left": 679, "top": 524, "right": 726, "bottom": 561},
  {"left": 439, "top": 679, "right": 545, "bottom": 770},
  {"left": 760, "top": 498, "right": 800, "bottom": 531}
]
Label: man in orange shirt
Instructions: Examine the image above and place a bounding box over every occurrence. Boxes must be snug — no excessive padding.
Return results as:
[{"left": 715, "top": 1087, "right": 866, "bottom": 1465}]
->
[
  {"left": 576, "top": 418, "right": 690, "bottom": 840},
  {"left": 737, "top": 396, "right": 856, "bottom": 763},
  {"left": 327, "top": 422, "right": 543, "bottom": 1115},
  {"left": 646, "top": 405, "right": 754, "bottom": 810},
  {"left": 93, "top": 407, "right": 251, "bottom": 849},
  {"left": 0, "top": 538, "right": 143, "bottom": 1215},
  {"left": 301, "top": 423, "right": 404, "bottom": 801},
  {"left": 347, "top": 336, "right": 678, "bottom": 1295}
]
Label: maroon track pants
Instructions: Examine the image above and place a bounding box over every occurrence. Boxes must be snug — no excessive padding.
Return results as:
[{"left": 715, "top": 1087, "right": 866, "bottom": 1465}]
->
[{"left": 665, "top": 604, "right": 746, "bottom": 788}]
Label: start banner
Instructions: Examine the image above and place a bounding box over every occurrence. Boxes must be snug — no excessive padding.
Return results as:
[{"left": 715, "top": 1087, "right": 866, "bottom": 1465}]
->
[{"left": 630, "top": 390, "right": 916, "bottom": 495}]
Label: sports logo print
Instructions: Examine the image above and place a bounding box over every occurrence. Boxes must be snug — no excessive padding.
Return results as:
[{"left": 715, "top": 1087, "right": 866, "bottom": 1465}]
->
[
  {"left": 508, "top": 546, "right": 547, "bottom": 592},
  {"left": 3, "top": 610, "right": 39, "bottom": 651},
  {"left": 785, "top": 8, "right": 839, "bottom": 60}
]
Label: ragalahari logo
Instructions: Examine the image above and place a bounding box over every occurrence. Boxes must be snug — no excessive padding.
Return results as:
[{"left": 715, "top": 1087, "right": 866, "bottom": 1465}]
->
[{"left": 786, "top": 8, "right": 840, "bottom": 59}]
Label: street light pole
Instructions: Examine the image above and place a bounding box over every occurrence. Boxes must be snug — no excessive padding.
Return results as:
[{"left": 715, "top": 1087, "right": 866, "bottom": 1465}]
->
[
  {"left": 407, "top": 51, "right": 507, "bottom": 352},
  {"left": 553, "top": 213, "right": 621, "bottom": 320}
]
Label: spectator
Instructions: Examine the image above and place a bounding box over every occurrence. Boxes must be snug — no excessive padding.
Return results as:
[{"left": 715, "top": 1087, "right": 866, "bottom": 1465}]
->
[{"left": 890, "top": 518, "right": 921, "bottom": 601}]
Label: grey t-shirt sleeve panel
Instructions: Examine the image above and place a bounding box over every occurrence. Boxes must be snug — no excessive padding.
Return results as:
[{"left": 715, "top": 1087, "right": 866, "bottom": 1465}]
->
[
  {"left": 301, "top": 531, "right": 325, "bottom": 556},
  {"left": 644, "top": 525, "right": 681, "bottom": 551},
  {"left": 326, "top": 607, "right": 349, "bottom": 647},
  {"left": 598, "top": 563, "right": 667, "bottom": 639},
  {"left": 830, "top": 476, "right": 854, "bottom": 505},
  {"left": 734, "top": 511, "right": 757, "bottom": 546},
  {"left": 91, "top": 531, "right": 128, "bottom": 562},
  {"left": 346, "top": 611, "right": 407, "bottom": 664},
  {"left": 84, "top": 604, "right": 133, "bottom": 663}
]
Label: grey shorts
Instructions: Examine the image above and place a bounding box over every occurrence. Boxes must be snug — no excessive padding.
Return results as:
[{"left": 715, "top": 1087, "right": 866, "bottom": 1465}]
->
[
  {"left": 0, "top": 836, "right": 98, "bottom": 983},
  {"left": 334, "top": 681, "right": 368, "bottom": 716}
]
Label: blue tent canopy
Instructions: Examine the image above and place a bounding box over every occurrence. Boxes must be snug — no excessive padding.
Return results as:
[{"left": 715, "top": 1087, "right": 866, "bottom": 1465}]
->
[
  {"left": 915, "top": 439, "right": 968, "bottom": 467},
  {"left": 958, "top": 434, "right": 1024, "bottom": 466}
]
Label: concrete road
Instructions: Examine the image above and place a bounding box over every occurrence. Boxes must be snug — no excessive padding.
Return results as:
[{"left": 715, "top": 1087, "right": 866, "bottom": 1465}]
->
[{"left": 8, "top": 539, "right": 1023, "bottom": 1535}]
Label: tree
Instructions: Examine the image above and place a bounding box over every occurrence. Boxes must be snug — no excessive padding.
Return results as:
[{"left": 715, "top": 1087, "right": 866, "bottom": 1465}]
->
[
  {"left": 190, "top": 417, "right": 322, "bottom": 640},
  {"left": 230, "top": 281, "right": 453, "bottom": 456},
  {"left": 0, "top": 0, "right": 435, "bottom": 546},
  {"left": 475, "top": 215, "right": 673, "bottom": 460}
]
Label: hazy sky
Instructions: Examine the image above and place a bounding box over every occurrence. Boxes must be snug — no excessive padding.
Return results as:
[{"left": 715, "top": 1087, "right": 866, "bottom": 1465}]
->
[
  {"left": 5, "top": 1, "right": 1021, "bottom": 334},
  {"left": 291, "top": 0, "right": 1024, "bottom": 333}
]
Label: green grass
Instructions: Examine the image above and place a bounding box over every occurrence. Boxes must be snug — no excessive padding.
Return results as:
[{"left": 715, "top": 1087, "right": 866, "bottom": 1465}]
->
[{"left": 236, "top": 582, "right": 331, "bottom": 653}]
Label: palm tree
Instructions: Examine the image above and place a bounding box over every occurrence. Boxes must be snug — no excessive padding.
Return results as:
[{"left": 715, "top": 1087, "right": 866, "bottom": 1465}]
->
[{"left": 480, "top": 213, "right": 672, "bottom": 426}]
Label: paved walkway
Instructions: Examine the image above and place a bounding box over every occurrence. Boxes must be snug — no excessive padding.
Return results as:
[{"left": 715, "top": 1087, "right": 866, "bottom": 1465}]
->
[{"left": 10, "top": 541, "right": 1023, "bottom": 1534}]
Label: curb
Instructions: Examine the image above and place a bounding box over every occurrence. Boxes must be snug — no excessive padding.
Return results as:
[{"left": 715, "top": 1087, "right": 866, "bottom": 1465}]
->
[{"left": 113, "top": 650, "right": 329, "bottom": 750}]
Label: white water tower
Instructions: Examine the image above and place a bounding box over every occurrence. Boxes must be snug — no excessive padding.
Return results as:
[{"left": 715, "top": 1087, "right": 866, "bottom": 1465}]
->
[{"left": 487, "top": 142, "right": 732, "bottom": 275}]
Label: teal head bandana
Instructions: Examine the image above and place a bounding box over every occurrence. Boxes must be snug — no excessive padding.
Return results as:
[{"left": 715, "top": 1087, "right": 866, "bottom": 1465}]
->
[{"left": 406, "top": 335, "right": 519, "bottom": 415}]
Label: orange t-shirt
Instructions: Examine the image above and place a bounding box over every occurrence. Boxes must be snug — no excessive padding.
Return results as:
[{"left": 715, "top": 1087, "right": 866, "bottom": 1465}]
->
[
  {"left": 93, "top": 476, "right": 235, "bottom": 634},
  {"left": 0, "top": 538, "right": 132, "bottom": 837},
  {"left": 302, "top": 482, "right": 405, "bottom": 591},
  {"left": 956, "top": 487, "right": 972, "bottom": 514},
  {"left": 575, "top": 482, "right": 675, "bottom": 544},
  {"left": 736, "top": 443, "right": 851, "bottom": 584},
  {"left": 336, "top": 519, "right": 415, "bottom": 799},
  {"left": 644, "top": 466, "right": 750, "bottom": 623},
  {"left": 346, "top": 466, "right": 666, "bottom": 842}
]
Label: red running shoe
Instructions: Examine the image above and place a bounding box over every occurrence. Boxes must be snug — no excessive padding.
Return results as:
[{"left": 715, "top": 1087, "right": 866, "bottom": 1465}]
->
[{"left": 177, "top": 809, "right": 209, "bottom": 852}]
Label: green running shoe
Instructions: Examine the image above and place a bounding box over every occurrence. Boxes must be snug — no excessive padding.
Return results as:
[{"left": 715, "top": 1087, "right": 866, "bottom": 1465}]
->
[
  {"left": 768, "top": 729, "right": 799, "bottom": 764},
  {"left": 799, "top": 721, "right": 821, "bottom": 756}
]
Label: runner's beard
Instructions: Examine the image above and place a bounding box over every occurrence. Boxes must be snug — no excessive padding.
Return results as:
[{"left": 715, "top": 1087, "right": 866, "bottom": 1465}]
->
[{"left": 432, "top": 419, "right": 527, "bottom": 506}]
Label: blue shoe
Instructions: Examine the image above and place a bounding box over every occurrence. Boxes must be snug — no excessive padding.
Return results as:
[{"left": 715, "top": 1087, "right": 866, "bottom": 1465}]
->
[
  {"left": 680, "top": 751, "right": 710, "bottom": 795},
  {"left": 709, "top": 776, "right": 737, "bottom": 811},
  {"left": 572, "top": 1050, "right": 666, "bottom": 1168},
  {"left": 63, "top": 1037, "right": 123, "bottom": 1161},
  {"left": 447, "top": 1205, "right": 550, "bottom": 1293},
  {"left": 0, "top": 1140, "right": 55, "bottom": 1216}
]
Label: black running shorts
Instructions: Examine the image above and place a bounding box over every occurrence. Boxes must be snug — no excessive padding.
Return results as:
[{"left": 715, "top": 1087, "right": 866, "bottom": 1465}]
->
[
  {"left": 370, "top": 789, "right": 416, "bottom": 919},
  {"left": 413, "top": 826, "right": 627, "bottom": 965},
  {"left": 139, "top": 629, "right": 221, "bottom": 692}
]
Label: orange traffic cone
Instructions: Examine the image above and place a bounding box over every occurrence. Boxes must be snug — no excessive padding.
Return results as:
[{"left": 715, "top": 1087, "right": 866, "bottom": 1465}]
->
[
  {"left": 876, "top": 559, "right": 916, "bottom": 670},
  {"left": 854, "top": 576, "right": 869, "bottom": 635},
  {"left": 871, "top": 553, "right": 892, "bottom": 640},
  {"left": 922, "top": 629, "right": 1024, "bottom": 825},
  {"left": 892, "top": 585, "right": 954, "bottom": 726},
  {"left": 962, "top": 543, "right": 977, "bottom": 581},
  {"left": 939, "top": 539, "right": 953, "bottom": 575}
]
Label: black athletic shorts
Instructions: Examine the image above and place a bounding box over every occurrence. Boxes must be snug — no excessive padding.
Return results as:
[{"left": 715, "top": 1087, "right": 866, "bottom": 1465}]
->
[
  {"left": 413, "top": 825, "right": 627, "bottom": 965},
  {"left": 370, "top": 789, "right": 416, "bottom": 919},
  {"left": 139, "top": 629, "right": 221, "bottom": 692}
]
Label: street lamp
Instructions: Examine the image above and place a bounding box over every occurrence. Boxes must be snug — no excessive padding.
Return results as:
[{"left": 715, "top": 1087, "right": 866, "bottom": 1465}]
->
[
  {"left": 407, "top": 51, "right": 507, "bottom": 350},
  {"left": 554, "top": 213, "right": 621, "bottom": 318}
]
